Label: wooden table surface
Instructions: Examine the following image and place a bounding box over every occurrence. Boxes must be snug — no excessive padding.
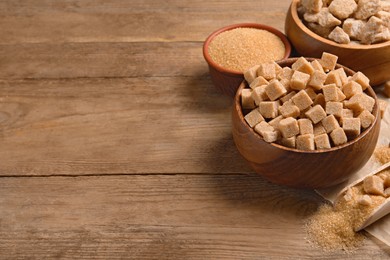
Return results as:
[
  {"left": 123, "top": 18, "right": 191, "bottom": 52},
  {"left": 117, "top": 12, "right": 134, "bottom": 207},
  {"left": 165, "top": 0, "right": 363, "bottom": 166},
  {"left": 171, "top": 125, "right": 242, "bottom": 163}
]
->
[{"left": 0, "top": 0, "right": 389, "bottom": 259}]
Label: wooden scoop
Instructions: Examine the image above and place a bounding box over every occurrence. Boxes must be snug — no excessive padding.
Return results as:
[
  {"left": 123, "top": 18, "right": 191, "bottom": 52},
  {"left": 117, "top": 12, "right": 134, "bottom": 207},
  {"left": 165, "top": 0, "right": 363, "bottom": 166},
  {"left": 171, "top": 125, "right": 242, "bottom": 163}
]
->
[{"left": 335, "top": 162, "right": 390, "bottom": 232}]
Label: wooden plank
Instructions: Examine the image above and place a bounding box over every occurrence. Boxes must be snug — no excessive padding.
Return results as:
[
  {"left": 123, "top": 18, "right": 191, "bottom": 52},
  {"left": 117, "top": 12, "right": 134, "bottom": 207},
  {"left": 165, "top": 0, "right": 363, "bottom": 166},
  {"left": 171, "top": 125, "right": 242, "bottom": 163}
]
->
[
  {"left": 0, "top": 174, "right": 387, "bottom": 259},
  {"left": 0, "top": 77, "right": 253, "bottom": 176},
  {"left": 0, "top": 0, "right": 290, "bottom": 44}
]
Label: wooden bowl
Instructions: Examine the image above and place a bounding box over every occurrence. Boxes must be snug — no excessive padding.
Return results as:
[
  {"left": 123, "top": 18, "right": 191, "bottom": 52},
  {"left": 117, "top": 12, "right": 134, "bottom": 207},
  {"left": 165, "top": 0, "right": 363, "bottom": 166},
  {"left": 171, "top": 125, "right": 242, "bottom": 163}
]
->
[
  {"left": 285, "top": 0, "right": 390, "bottom": 86},
  {"left": 203, "top": 23, "right": 291, "bottom": 98},
  {"left": 231, "top": 58, "right": 381, "bottom": 189}
]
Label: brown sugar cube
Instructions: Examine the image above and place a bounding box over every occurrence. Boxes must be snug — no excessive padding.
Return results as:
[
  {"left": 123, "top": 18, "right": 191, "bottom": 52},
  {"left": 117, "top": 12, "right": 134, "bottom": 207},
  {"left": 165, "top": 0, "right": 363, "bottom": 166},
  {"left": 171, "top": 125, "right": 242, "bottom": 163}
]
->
[
  {"left": 376, "top": 11, "right": 390, "bottom": 29},
  {"left": 325, "top": 70, "right": 342, "bottom": 87},
  {"left": 269, "top": 115, "right": 284, "bottom": 130},
  {"left": 262, "top": 131, "right": 280, "bottom": 143},
  {"left": 277, "top": 67, "right": 294, "bottom": 81},
  {"left": 378, "top": 99, "right": 388, "bottom": 119},
  {"left": 328, "top": 0, "right": 357, "bottom": 20},
  {"left": 305, "top": 105, "right": 327, "bottom": 124},
  {"left": 254, "top": 121, "right": 275, "bottom": 136},
  {"left": 306, "top": 22, "right": 333, "bottom": 38},
  {"left": 384, "top": 81, "right": 390, "bottom": 98},
  {"left": 348, "top": 93, "right": 375, "bottom": 113},
  {"left": 336, "top": 88, "right": 346, "bottom": 102},
  {"left": 342, "top": 117, "right": 361, "bottom": 140},
  {"left": 360, "top": 16, "right": 388, "bottom": 44},
  {"left": 357, "top": 195, "right": 373, "bottom": 206},
  {"left": 305, "top": 88, "right": 317, "bottom": 100},
  {"left": 273, "top": 61, "right": 283, "bottom": 75},
  {"left": 363, "top": 175, "right": 384, "bottom": 196},
  {"left": 291, "top": 90, "right": 314, "bottom": 111},
  {"left": 299, "top": 106, "right": 312, "bottom": 119},
  {"left": 280, "top": 136, "right": 296, "bottom": 148},
  {"left": 290, "top": 71, "right": 311, "bottom": 90},
  {"left": 322, "top": 114, "right": 339, "bottom": 133},
  {"left": 384, "top": 175, "right": 390, "bottom": 188},
  {"left": 279, "top": 100, "right": 300, "bottom": 118},
  {"left": 358, "top": 110, "right": 375, "bottom": 129},
  {"left": 250, "top": 76, "right": 269, "bottom": 90},
  {"left": 355, "top": 0, "right": 381, "bottom": 20},
  {"left": 280, "top": 91, "right": 296, "bottom": 103},
  {"left": 265, "top": 80, "right": 287, "bottom": 101},
  {"left": 311, "top": 59, "right": 325, "bottom": 72},
  {"left": 292, "top": 57, "right": 315, "bottom": 75},
  {"left": 382, "top": 1, "right": 390, "bottom": 12},
  {"left": 309, "top": 70, "right": 327, "bottom": 90},
  {"left": 244, "top": 65, "right": 260, "bottom": 84},
  {"left": 322, "top": 84, "right": 339, "bottom": 102},
  {"left": 328, "top": 26, "right": 351, "bottom": 44},
  {"left": 251, "top": 85, "right": 269, "bottom": 105},
  {"left": 301, "top": 0, "right": 323, "bottom": 13},
  {"left": 330, "top": 127, "right": 347, "bottom": 146},
  {"left": 318, "top": 8, "right": 342, "bottom": 27},
  {"left": 326, "top": 101, "right": 343, "bottom": 117},
  {"left": 298, "top": 118, "right": 314, "bottom": 135},
  {"left": 342, "top": 81, "right": 363, "bottom": 99},
  {"left": 244, "top": 108, "right": 265, "bottom": 128},
  {"left": 313, "top": 93, "right": 326, "bottom": 107},
  {"left": 296, "top": 134, "right": 315, "bottom": 151},
  {"left": 314, "top": 133, "right": 331, "bottom": 149},
  {"left": 259, "top": 101, "right": 280, "bottom": 119},
  {"left": 279, "top": 117, "right": 300, "bottom": 138},
  {"left": 335, "top": 68, "right": 348, "bottom": 86},
  {"left": 351, "top": 71, "right": 370, "bottom": 90},
  {"left": 343, "top": 18, "right": 366, "bottom": 40},
  {"left": 257, "top": 63, "right": 276, "bottom": 80},
  {"left": 385, "top": 188, "right": 390, "bottom": 198},
  {"left": 339, "top": 108, "right": 354, "bottom": 125},
  {"left": 241, "top": 89, "right": 255, "bottom": 109},
  {"left": 313, "top": 123, "right": 327, "bottom": 136},
  {"left": 320, "top": 52, "right": 338, "bottom": 72}
]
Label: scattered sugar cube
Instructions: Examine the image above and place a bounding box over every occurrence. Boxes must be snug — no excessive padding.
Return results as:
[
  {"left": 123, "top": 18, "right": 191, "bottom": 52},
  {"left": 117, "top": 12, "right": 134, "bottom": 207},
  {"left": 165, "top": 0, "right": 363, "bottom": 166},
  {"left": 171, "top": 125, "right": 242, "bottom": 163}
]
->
[
  {"left": 279, "top": 117, "right": 300, "bottom": 138},
  {"left": 279, "top": 100, "right": 300, "bottom": 118},
  {"left": 384, "top": 81, "right": 390, "bottom": 98},
  {"left": 290, "top": 71, "right": 311, "bottom": 90},
  {"left": 280, "top": 91, "right": 296, "bottom": 103},
  {"left": 262, "top": 131, "right": 280, "bottom": 143},
  {"left": 241, "top": 89, "right": 255, "bottom": 109},
  {"left": 280, "top": 136, "right": 296, "bottom": 148},
  {"left": 292, "top": 90, "right": 314, "bottom": 111},
  {"left": 342, "top": 81, "right": 363, "bottom": 99},
  {"left": 244, "top": 108, "right": 264, "bottom": 128},
  {"left": 355, "top": 0, "right": 381, "bottom": 20},
  {"left": 357, "top": 195, "right": 372, "bottom": 206},
  {"left": 343, "top": 117, "right": 361, "bottom": 139},
  {"left": 298, "top": 118, "right": 314, "bottom": 135},
  {"left": 311, "top": 59, "right": 325, "bottom": 72},
  {"left": 322, "top": 84, "right": 339, "bottom": 102},
  {"left": 251, "top": 85, "right": 269, "bottom": 105},
  {"left": 250, "top": 76, "right": 269, "bottom": 90},
  {"left": 244, "top": 65, "right": 260, "bottom": 84},
  {"left": 351, "top": 72, "right": 370, "bottom": 90},
  {"left": 328, "top": 0, "right": 357, "bottom": 20},
  {"left": 309, "top": 70, "right": 327, "bottom": 90},
  {"left": 313, "top": 93, "right": 326, "bottom": 107},
  {"left": 314, "top": 133, "right": 331, "bottom": 149},
  {"left": 378, "top": 99, "right": 388, "bottom": 118},
  {"left": 306, "top": 105, "right": 327, "bottom": 124},
  {"left": 326, "top": 101, "right": 343, "bottom": 117},
  {"left": 330, "top": 127, "right": 348, "bottom": 145},
  {"left": 320, "top": 52, "right": 338, "bottom": 71},
  {"left": 265, "top": 80, "right": 287, "bottom": 101},
  {"left": 257, "top": 63, "right": 276, "bottom": 80},
  {"left": 259, "top": 101, "right": 280, "bottom": 119},
  {"left": 358, "top": 109, "right": 375, "bottom": 129},
  {"left": 254, "top": 121, "right": 275, "bottom": 136},
  {"left": 296, "top": 134, "right": 315, "bottom": 150},
  {"left": 328, "top": 26, "right": 351, "bottom": 44},
  {"left": 363, "top": 175, "right": 384, "bottom": 196},
  {"left": 322, "top": 115, "right": 340, "bottom": 133}
]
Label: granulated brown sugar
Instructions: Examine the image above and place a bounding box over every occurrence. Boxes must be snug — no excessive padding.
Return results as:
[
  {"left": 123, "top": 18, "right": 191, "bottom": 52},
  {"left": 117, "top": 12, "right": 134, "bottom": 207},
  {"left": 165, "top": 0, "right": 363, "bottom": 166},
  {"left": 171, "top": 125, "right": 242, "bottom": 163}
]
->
[
  {"left": 374, "top": 145, "right": 390, "bottom": 164},
  {"left": 306, "top": 184, "right": 386, "bottom": 251},
  {"left": 208, "top": 28, "right": 285, "bottom": 72}
]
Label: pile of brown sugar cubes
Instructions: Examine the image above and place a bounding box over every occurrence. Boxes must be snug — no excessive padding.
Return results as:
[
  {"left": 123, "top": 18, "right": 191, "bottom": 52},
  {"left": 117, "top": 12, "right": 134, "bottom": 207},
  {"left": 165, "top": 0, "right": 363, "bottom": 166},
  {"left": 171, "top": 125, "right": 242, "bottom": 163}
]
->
[
  {"left": 298, "top": 0, "right": 390, "bottom": 44},
  {"left": 241, "top": 52, "right": 376, "bottom": 151}
]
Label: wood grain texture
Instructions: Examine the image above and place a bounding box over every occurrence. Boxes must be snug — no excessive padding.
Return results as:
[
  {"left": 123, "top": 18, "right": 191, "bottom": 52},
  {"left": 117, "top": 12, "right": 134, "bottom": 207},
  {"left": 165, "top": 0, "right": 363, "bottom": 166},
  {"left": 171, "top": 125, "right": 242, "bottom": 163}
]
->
[{"left": 1, "top": 175, "right": 388, "bottom": 259}]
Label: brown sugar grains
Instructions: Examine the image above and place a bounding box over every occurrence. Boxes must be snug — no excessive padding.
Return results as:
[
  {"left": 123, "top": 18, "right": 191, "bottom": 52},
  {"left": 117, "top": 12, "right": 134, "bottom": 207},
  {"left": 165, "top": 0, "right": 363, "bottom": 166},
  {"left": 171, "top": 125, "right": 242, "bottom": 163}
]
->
[
  {"left": 208, "top": 28, "right": 286, "bottom": 72},
  {"left": 374, "top": 145, "right": 390, "bottom": 164}
]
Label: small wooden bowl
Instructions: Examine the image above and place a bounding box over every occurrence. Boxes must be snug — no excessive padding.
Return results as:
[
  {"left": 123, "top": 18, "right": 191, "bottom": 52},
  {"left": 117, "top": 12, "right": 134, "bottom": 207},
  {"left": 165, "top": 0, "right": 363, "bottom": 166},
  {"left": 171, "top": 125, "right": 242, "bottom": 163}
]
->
[
  {"left": 203, "top": 23, "right": 291, "bottom": 98},
  {"left": 232, "top": 58, "right": 381, "bottom": 189},
  {"left": 285, "top": 0, "right": 390, "bottom": 86}
]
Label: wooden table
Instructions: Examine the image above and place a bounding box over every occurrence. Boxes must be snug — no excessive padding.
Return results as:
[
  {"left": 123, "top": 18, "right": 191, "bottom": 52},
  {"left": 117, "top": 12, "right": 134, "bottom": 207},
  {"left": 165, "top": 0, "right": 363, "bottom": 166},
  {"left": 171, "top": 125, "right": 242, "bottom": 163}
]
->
[{"left": 0, "top": 0, "right": 388, "bottom": 258}]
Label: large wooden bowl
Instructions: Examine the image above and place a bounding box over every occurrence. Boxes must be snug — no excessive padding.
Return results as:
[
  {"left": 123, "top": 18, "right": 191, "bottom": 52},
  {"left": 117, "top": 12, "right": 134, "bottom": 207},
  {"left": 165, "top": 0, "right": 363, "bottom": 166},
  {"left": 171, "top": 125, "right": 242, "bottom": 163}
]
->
[
  {"left": 232, "top": 58, "right": 381, "bottom": 189},
  {"left": 285, "top": 0, "right": 390, "bottom": 86},
  {"left": 203, "top": 23, "right": 291, "bottom": 98}
]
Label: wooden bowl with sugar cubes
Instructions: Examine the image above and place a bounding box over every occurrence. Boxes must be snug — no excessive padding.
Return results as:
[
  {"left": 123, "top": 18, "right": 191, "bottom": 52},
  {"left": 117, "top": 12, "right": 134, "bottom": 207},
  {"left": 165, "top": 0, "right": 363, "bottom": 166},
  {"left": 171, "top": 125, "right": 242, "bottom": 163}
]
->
[
  {"left": 285, "top": 0, "right": 390, "bottom": 86},
  {"left": 232, "top": 56, "right": 381, "bottom": 189},
  {"left": 203, "top": 23, "right": 291, "bottom": 97}
]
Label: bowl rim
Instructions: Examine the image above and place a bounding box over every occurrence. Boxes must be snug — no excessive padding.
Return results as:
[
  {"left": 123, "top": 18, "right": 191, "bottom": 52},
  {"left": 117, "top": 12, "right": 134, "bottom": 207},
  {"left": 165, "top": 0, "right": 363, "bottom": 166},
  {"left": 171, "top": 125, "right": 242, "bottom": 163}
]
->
[
  {"left": 234, "top": 57, "right": 380, "bottom": 154},
  {"left": 203, "top": 23, "right": 292, "bottom": 77},
  {"left": 290, "top": 0, "right": 390, "bottom": 49}
]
